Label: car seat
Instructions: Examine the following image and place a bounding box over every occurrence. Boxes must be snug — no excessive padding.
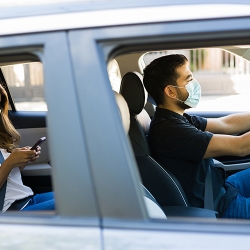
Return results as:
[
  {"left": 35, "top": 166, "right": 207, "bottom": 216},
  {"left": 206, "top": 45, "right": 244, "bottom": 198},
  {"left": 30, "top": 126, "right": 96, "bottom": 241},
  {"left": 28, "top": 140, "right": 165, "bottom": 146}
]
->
[
  {"left": 120, "top": 72, "right": 218, "bottom": 218},
  {"left": 120, "top": 71, "right": 189, "bottom": 207},
  {"left": 114, "top": 91, "right": 167, "bottom": 219}
]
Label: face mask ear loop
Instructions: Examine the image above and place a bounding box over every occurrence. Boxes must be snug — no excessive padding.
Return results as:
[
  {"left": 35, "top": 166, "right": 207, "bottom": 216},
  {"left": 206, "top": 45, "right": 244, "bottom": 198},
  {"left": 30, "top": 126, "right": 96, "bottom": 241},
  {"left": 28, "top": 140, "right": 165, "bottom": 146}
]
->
[
  {"left": 168, "top": 85, "right": 187, "bottom": 103},
  {"left": 168, "top": 85, "right": 185, "bottom": 89},
  {"left": 174, "top": 97, "right": 185, "bottom": 103}
]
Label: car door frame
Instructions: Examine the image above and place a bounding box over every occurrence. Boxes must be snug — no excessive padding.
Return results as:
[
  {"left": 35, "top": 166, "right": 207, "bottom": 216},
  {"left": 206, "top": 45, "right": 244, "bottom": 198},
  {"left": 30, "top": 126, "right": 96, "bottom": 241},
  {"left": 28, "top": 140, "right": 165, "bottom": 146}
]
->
[
  {"left": 68, "top": 13, "right": 250, "bottom": 240},
  {"left": 0, "top": 31, "right": 100, "bottom": 227}
]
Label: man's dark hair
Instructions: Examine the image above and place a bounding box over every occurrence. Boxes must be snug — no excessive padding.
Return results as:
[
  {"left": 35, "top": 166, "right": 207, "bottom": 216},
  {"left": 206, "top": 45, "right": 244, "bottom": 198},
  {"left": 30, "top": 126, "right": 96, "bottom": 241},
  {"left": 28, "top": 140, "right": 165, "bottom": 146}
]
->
[{"left": 143, "top": 54, "right": 188, "bottom": 106}]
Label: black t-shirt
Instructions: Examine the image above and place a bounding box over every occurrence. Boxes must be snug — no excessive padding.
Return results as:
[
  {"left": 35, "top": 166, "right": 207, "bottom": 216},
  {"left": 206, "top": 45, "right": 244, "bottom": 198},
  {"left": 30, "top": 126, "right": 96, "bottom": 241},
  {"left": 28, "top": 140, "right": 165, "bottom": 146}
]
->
[{"left": 148, "top": 107, "right": 226, "bottom": 208}]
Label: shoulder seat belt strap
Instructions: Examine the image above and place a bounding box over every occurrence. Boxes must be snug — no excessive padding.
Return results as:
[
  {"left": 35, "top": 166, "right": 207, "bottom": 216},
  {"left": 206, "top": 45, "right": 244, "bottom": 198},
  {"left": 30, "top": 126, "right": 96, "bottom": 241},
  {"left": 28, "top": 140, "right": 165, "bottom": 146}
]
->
[
  {"left": 204, "top": 165, "right": 214, "bottom": 210},
  {"left": 0, "top": 151, "right": 7, "bottom": 211}
]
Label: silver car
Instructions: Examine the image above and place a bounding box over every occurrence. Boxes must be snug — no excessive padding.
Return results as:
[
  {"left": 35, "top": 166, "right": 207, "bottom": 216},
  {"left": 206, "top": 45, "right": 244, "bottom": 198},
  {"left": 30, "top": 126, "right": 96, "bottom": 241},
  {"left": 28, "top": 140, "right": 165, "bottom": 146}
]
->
[{"left": 0, "top": 0, "right": 250, "bottom": 249}]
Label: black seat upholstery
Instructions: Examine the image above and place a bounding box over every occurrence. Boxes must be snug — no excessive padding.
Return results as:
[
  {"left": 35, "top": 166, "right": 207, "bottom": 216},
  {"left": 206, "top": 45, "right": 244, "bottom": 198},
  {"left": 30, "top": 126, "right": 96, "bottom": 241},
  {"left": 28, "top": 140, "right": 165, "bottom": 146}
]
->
[
  {"left": 114, "top": 91, "right": 167, "bottom": 219},
  {"left": 120, "top": 71, "right": 189, "bottom": 207}
]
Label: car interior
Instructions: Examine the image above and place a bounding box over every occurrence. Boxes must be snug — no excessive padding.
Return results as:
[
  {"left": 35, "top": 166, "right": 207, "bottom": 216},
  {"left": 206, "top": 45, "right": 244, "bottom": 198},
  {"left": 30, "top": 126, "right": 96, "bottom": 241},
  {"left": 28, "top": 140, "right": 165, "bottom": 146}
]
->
[
  {"left": 0, "top": 57, "right": 52, "bottom": 199},
  {"left": 119, "top": 70, "right": 218, "bottom": 218},
  {"left": 1, "top": 44, "right": 250, "bottom": 220},
  {"left": 110, "top": 44, "right": 250, "bottom": 219}
]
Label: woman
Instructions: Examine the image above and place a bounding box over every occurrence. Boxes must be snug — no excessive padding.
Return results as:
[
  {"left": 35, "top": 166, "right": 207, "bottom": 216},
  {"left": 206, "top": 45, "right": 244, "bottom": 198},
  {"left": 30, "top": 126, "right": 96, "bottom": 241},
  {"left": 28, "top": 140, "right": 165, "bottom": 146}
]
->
[{"left": 0, "top": 84, "right": 54, "bottom": 212}]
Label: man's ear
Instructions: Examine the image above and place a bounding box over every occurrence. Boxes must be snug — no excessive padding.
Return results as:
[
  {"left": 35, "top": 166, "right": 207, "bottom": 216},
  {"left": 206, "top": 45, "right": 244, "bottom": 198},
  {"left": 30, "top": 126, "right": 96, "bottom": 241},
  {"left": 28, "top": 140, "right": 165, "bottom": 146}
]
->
[{"left": 164, "top": 85, "right": 176, "bottom": 98}]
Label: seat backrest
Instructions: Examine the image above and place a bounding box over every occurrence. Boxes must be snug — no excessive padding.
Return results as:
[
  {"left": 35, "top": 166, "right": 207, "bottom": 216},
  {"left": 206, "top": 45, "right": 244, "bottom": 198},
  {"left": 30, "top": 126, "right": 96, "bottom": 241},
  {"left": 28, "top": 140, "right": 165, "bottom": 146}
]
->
[
  {"left": 120, "top": 72, "right": 151, "bottom": 156},
  {"left": 114, "top": 91, "right": 167, "bottom": 219},
  {"left": 120, "top": 72, "right": 189, "bottom": 207}
]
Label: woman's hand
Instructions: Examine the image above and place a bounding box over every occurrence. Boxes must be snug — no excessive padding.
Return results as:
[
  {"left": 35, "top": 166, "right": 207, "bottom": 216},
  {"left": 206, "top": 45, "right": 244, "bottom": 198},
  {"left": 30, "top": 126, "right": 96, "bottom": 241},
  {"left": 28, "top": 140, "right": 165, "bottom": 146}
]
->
[
  {"left": 5, "top": 146, "right": 41, "bottom": 171},
  {"left": 0, "top": 146, "right": 41, "bottom": 188}
]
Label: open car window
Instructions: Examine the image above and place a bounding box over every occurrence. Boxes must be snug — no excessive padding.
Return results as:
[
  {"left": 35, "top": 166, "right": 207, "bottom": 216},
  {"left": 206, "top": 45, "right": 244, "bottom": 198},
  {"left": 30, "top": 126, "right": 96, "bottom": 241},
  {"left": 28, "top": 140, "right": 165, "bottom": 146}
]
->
[
  {"left": 141, "top": 48, "right": 250, "bottom": 112},
  {"left": 110, "top": 42, "right": 250, "bottom": 221},
  {"left": 1, "top": 62, "right": 47, "bottom": 111}
]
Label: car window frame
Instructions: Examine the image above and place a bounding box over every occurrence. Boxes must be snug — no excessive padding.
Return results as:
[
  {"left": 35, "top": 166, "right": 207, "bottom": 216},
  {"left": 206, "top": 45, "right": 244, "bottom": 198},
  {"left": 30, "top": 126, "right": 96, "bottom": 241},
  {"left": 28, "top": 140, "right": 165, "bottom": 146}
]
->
[
  {"left": 0, "top": 31, "right": 99, "bottom": 226},
  {"left": 68, "top": 29, "right": 148, "bottom": 222},
  {"left": 1, "top": 10, "right": 250, "bottom": 236},
  {"left": 68, "top": 15, "right": 250, "bottom": 231}
]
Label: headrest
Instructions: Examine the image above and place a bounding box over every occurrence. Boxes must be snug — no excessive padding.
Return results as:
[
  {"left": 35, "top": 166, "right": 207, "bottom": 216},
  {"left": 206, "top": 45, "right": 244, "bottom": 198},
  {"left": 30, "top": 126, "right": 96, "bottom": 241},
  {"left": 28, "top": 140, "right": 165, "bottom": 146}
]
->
[
  {"left": 120, "top": 72, "right": 148, "bottom": 115},
  {"left": 114, "top": 91, "right": 130, "bottom": 134}
]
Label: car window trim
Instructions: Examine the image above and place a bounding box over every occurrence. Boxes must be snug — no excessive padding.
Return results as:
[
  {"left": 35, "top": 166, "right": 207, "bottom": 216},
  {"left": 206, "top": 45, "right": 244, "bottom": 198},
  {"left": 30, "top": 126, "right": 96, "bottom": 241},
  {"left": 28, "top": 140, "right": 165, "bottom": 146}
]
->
[{"left": 0, "top": 68, "right": 16, "bottom": 111}]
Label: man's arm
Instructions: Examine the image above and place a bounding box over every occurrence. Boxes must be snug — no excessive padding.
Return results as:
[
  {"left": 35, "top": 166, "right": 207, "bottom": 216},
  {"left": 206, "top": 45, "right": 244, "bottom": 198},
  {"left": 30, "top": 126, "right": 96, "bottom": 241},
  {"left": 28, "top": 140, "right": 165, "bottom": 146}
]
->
[
  {"left": 204, "top": 132, "right": 250, "bottom": 158},
  {"left": 206, "top": 112, "right": 250, "bottom": 135}
]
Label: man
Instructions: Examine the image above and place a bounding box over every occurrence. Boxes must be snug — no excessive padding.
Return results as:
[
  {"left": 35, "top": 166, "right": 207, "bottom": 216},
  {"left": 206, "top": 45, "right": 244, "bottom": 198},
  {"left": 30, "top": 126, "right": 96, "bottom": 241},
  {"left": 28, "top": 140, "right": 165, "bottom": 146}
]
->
[{"left": 143, "top": 54, "right": 250, "bottom": 219}]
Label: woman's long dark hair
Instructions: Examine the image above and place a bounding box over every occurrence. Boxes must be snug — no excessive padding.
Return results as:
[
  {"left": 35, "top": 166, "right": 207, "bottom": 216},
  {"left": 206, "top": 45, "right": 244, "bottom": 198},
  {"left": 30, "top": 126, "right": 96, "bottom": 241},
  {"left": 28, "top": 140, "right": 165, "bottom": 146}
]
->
[{"left": 0, "top": 84, "right": 20, "bottom": 152}]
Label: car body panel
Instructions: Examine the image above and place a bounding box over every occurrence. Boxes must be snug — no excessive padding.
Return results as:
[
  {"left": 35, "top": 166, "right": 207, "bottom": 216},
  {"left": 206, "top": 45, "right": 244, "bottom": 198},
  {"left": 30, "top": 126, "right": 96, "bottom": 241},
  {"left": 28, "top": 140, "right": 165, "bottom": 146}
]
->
[
  {"left": 104, "top": 227, "right": 250, "bottom": 250},
  {"left": 0, "top": 31, "right": 99, "bottom": 219},
  {"left": 0, "top": 0, "right": 250, "bottom": 248},
  {"left": 102, "top": 218, "right": 250, "bottom": 249},
  {"left": 0, "top": 222, "right": 101, "bottom": 250},
  {"left": 68, "top": 29, "right": 148, "bottom": 220}
]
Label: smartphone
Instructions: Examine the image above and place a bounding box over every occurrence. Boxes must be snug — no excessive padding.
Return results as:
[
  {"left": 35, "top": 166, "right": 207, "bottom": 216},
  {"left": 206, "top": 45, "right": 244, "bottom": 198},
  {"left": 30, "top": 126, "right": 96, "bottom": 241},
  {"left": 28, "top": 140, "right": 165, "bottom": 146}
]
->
[{"left": 30, "top": 137, "right": 46, "bottom": 150}]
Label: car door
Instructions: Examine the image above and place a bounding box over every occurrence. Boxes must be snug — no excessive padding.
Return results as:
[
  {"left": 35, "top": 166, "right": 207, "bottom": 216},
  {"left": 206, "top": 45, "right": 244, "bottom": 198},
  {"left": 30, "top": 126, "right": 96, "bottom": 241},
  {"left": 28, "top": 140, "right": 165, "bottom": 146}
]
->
[
  {"left": 0, "top": 31, "right": 101, "bottom": 249},
  {"left": 68, "top": 6, "right": 250, "bottom": 249}
]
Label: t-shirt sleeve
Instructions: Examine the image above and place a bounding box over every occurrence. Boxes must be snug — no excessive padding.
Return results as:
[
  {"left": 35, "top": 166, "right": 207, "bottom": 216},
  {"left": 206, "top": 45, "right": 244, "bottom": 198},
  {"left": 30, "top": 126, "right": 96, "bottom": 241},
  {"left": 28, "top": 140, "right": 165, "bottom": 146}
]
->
[
  {"left": 150, "top": 117, "right": 213, "bottom": 164},
  {"left": 184, "top": 113, "right": 207, "bottom": 131}
]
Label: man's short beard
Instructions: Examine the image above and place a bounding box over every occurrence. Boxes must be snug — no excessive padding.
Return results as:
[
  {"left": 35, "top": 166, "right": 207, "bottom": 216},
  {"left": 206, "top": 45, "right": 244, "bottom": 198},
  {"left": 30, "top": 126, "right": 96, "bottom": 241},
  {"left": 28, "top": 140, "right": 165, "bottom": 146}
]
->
[
  {"left": 176, "top": 100, "right": 191, "bottom": 110},
  {"left": 175, "top": 87, "right": 191, "bottom": 110}
]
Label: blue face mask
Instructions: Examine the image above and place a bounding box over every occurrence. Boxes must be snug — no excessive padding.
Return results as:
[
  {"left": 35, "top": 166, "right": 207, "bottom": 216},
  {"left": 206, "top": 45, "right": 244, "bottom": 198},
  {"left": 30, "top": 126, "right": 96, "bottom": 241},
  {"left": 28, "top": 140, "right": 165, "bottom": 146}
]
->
[{"left": 170, "top": 78, "right": 201, "bottom": 108}]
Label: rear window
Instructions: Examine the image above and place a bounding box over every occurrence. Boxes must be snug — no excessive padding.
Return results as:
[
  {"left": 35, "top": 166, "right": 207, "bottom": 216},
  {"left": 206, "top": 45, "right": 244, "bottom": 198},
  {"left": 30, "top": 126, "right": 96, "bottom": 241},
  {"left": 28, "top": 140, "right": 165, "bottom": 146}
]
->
[{"left": 1, "top": 62, "right": 47, "bottom": 111}]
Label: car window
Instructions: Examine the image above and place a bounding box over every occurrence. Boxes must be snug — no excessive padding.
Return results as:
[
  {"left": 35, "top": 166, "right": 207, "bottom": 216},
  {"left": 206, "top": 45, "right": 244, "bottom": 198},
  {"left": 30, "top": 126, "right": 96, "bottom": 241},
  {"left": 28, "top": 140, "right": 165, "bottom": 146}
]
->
[
  {"left": 0, "top": 52, "right": 55, "bottom": 215},
  {"left": 1, "top": 62, "right": 47, "bottom": 111},
  {"left": 142, "top": 48, "right": 250, "bottom": 112},
  {"left": 111, "top": 44, "right": 250, "bottom": 221}
]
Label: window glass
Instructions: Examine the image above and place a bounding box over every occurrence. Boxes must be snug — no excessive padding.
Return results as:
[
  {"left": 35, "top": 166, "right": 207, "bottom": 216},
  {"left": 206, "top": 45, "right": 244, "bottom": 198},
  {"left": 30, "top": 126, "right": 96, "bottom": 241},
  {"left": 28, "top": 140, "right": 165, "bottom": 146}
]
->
[
  {"left": 1, "top": 62, "right": 47, "bottom": 111},
  {"left": 142, "top": 48, "right": 250, "bottom": 111}
]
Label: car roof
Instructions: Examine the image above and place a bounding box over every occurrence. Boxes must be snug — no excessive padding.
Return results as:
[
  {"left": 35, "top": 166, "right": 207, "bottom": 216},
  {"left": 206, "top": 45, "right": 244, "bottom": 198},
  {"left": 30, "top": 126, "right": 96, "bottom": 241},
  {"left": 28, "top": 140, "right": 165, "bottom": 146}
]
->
[
  {"left": 1, "top": 0, "right": 249, "bottom": 18},
  {"left": 0, "top": 0, "right": 250, "bottom": 36},
  {"left": 1, "top": 0, "right": 250, "bottom": 15}
]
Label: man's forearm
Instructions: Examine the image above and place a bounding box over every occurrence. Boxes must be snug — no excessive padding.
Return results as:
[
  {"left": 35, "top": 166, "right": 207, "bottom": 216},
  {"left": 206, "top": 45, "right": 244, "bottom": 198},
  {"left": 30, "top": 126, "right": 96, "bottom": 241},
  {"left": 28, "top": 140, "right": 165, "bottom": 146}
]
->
[
  {"left": 220, "top": 112, "right": 250, "bottom": 134},
  {"left": 207, "top": 112, "right": 250, "bottom": 135}
]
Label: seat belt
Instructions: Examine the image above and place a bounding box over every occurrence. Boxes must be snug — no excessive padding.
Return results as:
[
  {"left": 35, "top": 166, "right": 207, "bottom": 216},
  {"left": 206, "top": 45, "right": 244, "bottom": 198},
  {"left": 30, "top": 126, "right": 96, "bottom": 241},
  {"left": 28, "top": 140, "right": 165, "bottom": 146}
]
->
[
  {"left": 0, "top": 151, "right": 7, "bottom": 211},
  {"left": 204, "top": 165, "right": 214, "bottom": 210}
]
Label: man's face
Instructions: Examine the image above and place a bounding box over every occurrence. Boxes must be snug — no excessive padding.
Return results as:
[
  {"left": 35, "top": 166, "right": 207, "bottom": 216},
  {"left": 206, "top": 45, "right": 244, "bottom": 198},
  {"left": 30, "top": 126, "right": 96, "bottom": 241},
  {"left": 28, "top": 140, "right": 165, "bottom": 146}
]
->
[{"left": 174, "top": 62, "right": 194, "bottom": 109}]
